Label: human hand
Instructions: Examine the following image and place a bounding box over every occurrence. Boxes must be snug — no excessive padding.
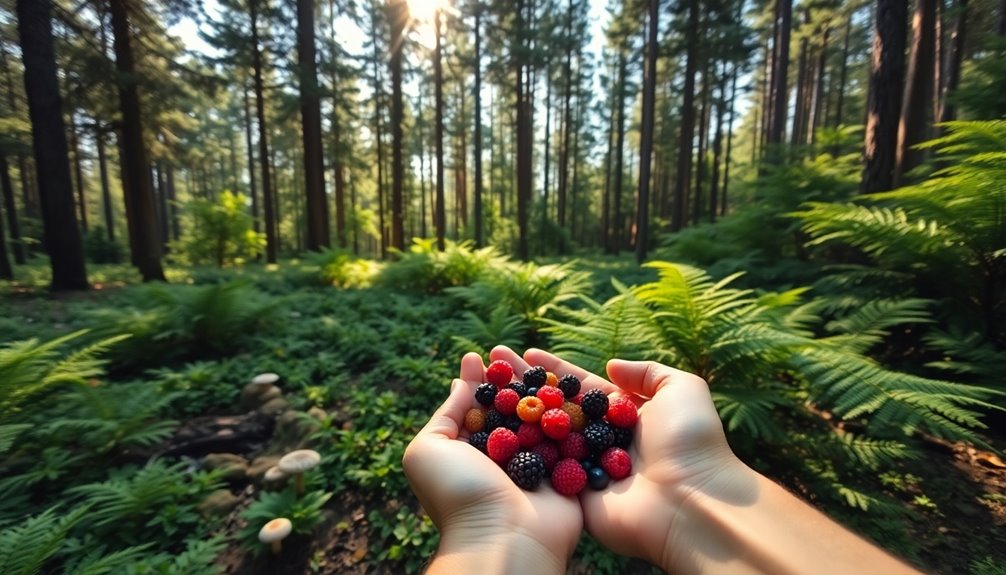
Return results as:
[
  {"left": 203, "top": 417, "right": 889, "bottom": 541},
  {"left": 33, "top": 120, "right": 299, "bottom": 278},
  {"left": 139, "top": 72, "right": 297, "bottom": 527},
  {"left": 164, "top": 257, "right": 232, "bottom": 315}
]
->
[
  {"left": 402, "top": 349, "right": 582, "bottom": 574},
  {"left": 521, "top": 348, "right": 756, "bottom": 571}
]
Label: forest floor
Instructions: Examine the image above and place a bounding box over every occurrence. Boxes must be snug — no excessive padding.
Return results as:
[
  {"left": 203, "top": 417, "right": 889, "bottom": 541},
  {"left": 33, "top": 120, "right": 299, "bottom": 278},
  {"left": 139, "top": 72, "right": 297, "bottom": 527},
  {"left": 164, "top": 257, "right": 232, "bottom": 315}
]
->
[{"left": 2, "top": 260, "right": 1004, "bottom": 574}]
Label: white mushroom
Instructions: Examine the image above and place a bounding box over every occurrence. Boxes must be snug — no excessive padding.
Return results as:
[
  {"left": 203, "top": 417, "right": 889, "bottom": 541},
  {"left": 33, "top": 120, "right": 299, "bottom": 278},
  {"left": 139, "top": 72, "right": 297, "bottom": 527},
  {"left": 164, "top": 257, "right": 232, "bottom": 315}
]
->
[
  {"left": 277, "top": 449, "right": 321, "bottom": 497},
  {"left": 258, "top": 517, "right": 292, "bottom": 554},
  {"left": 251, "top": 372, "right": 281, "bottom": 389}
]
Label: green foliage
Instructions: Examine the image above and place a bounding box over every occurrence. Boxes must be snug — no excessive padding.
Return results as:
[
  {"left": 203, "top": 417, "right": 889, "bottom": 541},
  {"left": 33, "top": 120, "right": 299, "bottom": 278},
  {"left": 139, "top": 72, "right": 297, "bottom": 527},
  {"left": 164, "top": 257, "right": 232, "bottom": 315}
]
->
[
  {"left": 238, "top": 488, "right": 332, "bottom": 552},
  {"left": 367, "top": 507, "right": 438, "bottom": 572},
  {"left": 172, "top": 191, "right": 265, "bottom": 268},
  {"left": 83, "top": 227, "right": 125, "bottom": 264},
  {"left": 794, "top": 121, "right": 1006, "bottom": 342},
  {"left": 89, "top": 281, "right": 274, "bottom": 368},
  {"left": 300, "top": 248, "right": 380, "bottom": 288},
  {"left": 149, "top": 360, "right": 243, "bottom": 417},
  {"left": 376, "top": 238, "right": 507, "bottom": 293},
  {"left": 924, "top": 329, "right": 1006, "bottom": 390},
  {"left": 953, "top": 38, "right": 1006, "bottom": 120},
  {"left": 0, "top": 506, "right": 89, "bottom": 575},
  {"left": 0, "top": 330, "right": 128, "bottom": 419}
]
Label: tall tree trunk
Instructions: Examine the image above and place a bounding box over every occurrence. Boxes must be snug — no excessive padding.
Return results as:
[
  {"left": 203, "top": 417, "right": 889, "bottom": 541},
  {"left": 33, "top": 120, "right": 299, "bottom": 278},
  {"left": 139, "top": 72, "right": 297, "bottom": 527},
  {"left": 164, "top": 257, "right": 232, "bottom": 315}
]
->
[
  {"left": 672, "top": 0, "right": 699, "bottom": 232},
  {"left": 602, "top": 57, "right": 616, "bottom": 252},
  {"left": 96, "top": 130, "right": 114, "bottom": 242},
  {"left": 636, "top": 0, "right": 658, "bottom": 263},
  {"left": 722, "top": 62, "right": 739, "bottom": 217},
  {"left": 895, "top": 0, "right": 937, "bottom": 186},
  {"left": 435, "top": 9, "right": 446, "bottom": 252},
  {"left": 862, "top": 0, "right": 907, "bottom": 193},
  {"left": 0, "top": 155, "right": 16, "bottom": 277},
  {"left": 558, "top": 0, "right": 574, "bottom": 231},
  {"left": 514, "top": 0, "right": 532, "bottom": 261},
  {"left": 1, "top": 42, "right": 37, "bottom": 222},
  {"left": 388, "top": 0, "right": 405, "bottom": 251},
  {"left": 251, "top": 0, "right": 277, "bottom": 262},
  {"left": 166, "top": 164, "right": 179, "bottom": 241},
  {"left": 243, "top": 80, "right": 259, "bottom": 234},
  {"left": 834, "top": 13, "right": 852, "bottom": 128},
  {"left": 541, "top": 61, "right": 551, "bottom": 256},
  {"left": 17, "top": 0, "right": 88, "bottom": 289},
  {"left": 768, "top": 0, "right": 793, "bottom": 153},
  {"left": 155, "top": 162, "right": 168, "bottom": 252},
  {"left": 70, "top": 115, "right": 88, "bottom": 233},
  {"left": 940, "top": 0, "right": 968, "bottom": 123},
  {"left": 328, "top": 0, "right": 346, "bottom": 248},
  {"left": 710, "top": 64, "right": 726, "bottom": 223},
  {"left": 458, "top": 85, "right": 468, "bottom": 233},
  {"left": 693, "top": 62, "right": 710, "bottom": 226},
  {"left": 1, "top": 152, "right": 25, "bottom": 265},
  {"left": 612, "top": 50, "right": 627, "bottom": 254},
  {"left": 810, "top": 25, "right": 829, "bottom": 144},
  {"left": 473, "top": 5, "right": 483, "bottom": 247},
  {"left": 298, "top": 0, "right": 330, "bottom": 251},
  {"left": 791, "top": 19, "right": 809, "bottom": 147},
  {"left": 570, "top": 60, "right": 583, "bottom": 247}
]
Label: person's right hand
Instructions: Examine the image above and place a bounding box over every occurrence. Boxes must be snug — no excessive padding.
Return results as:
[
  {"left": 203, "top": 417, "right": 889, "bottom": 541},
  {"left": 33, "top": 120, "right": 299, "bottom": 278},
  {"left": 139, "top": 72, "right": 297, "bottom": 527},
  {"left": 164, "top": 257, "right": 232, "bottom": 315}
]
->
[{"left": 522, "top": 348, "right": 757, "bottom": 570}]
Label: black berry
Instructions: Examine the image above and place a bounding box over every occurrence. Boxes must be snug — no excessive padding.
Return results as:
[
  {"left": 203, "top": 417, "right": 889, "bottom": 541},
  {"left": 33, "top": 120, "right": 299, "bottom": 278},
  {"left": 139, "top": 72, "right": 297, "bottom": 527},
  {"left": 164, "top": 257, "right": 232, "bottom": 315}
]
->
[
  {"left": 507, "top": 382, "right": 528, "bottom": 397},
  {"left": 475, "top": 383, "right": 498, "bottom": 407},
  {"left": 523, "top": 366, "right": 547, "bottom": 388},
  {"left": 587, "top": 467, "right": 610, "bottom": 490},
  {"left": 526, "top": 386, "right": 539, "bottom": 397},
  {"left": 469, "top": 431, "right": 489, "bottom": 453},
  {"left": 558, "top": 374, "right": 581, "bottom": 399},
  {"left": 580, "top": 389, "right": 609, "bottom": 420},
  {"left": 504, "top": 415, "right": 522, "bottom": 433},
  {"left": 485, "top": 409, "right": 505, "bottom": 431},
  {"left": 584, "top": 421, "right": 614, "bottom": 453},
  {"left": 507, "top": 451, "right": 546, "bottom": 490},
  {"left": 611, "top": 425, "right": 634, "bottom": 449}
]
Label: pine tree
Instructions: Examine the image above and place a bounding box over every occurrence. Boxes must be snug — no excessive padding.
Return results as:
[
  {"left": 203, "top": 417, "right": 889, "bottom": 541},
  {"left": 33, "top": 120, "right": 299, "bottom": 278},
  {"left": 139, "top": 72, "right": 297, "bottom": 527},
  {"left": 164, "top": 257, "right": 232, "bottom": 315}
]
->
[{"left": 297, "top": 0, "right": 330, "bottom": 250}]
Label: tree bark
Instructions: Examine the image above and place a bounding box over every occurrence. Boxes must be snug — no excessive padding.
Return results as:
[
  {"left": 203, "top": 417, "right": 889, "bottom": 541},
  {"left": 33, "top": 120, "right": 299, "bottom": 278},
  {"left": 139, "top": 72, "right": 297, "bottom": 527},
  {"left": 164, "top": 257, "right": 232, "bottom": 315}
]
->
[
  {"left": 939, "top": 0, "right": 968, "bottom": 123},
  {"left": 514, "top": 0, "right": 532, "bottom": 261},
  {"left": 895, "top": 0, "right": 937, "bottom": 186},
  {"left": 694, "top": 62, "right": 710, "bottom": 226},
  {"left": 297, "top": 0, "right": 330, "bottom": 251},
  {"left": 861, "top": 0, "right": 907, "bottom": 194},
  {"left": 558, "top": 0, "right": 574, "bottom": 231},
  {"left": 612, "top": 50, "right": 627, "bottom": 253},
  {"left": 1, "top": 151, "right": 25, "bottom": 265},
  {"left": 243, "top": 80, "right": 259, "bottom": 234},
  {"left": 809, "top": 25, "right": 830, "bottom": 144},
  {"left": 473, "top": 5, "right": 483, "bottom": 247},
  {"left": 710, "top": 64, "right": 726, "bottom": 223},
  {"left": 0, "top": 155, "right": 16, "bottom": 278},
  {"left": 541, "top": 59, "right": 551, "bottom": 256},
  {"left": 17, "top": 0, "right": 88, "bottom": 289},
  {"left": 435, "top": 9, "right": 446, "bottom": 252},
  {"left": 834, "top": 13, "right": 852, "bottom": 128},
  {"left": 791, "top": 19, "right": 809, "bottom": 147},
  {"left": 636, "top": 0, "right": 658, "bottom": 263},
  {"left": 672, "top": 0, "right": 699, "bottom": 232},
  {"left": 388, "top": 0, "right": 406, "bottom": 251},
  {"left": 722, "top": 62, "right": 739, "bottom": 217},
  {"left": 96, "top": 130, "right": 114, "bottom": 242},
  {"left": 767, "top": 0, "right": 792, "bottom": 152},
  {"left": 70, "top": 115, "right": 89, "bottom": 233},
  {"left": 251, "top": 0, "right": 277, "bottom": 262}
]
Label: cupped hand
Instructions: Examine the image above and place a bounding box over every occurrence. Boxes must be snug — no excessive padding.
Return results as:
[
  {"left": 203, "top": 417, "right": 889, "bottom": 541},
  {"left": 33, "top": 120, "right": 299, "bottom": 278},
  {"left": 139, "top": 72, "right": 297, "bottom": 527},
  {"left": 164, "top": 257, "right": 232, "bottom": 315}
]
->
[
  {"left": 522, "top": 348, "right": 753, "bottom": 569},
  {"left": 402, "top": 348, "right": 582, "bottom": 572}
]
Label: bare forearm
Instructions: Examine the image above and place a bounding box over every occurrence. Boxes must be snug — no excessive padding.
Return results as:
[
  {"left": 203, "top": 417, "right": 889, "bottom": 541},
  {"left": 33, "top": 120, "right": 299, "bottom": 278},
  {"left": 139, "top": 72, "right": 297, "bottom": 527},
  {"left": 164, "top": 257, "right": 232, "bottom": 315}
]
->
[
  {"left": 663, "top": 465, "right": 921, "bottom": 575},
  {"left": 427, "top": 527, "right": 567, "bottom": 575}
]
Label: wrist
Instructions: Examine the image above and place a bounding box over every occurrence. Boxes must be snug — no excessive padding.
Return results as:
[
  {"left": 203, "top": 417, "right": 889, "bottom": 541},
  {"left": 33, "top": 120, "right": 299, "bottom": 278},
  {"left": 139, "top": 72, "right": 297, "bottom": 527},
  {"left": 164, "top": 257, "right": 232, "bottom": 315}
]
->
[{"left": 430, "top": 515, "right": 568, "bottom": 575}]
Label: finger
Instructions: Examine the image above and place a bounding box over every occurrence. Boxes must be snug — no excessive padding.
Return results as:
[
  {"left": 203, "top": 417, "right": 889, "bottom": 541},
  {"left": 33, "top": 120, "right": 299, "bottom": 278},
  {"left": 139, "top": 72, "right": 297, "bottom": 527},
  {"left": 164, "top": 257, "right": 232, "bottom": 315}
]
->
[
  {"left": 605, "top": 359, "right": 707, "bottom": 400},
  {"left": 489, "top": 345, "right": 532, "bottom": 379},
  {"left": 460, "top": 351, "right": 486, "bottom": 383},
  {"left": 415, "top": 378, "right": 475, "bottom": 440},
  {"left": 523, "top": 348, "right": 620, "bottom": 395}
]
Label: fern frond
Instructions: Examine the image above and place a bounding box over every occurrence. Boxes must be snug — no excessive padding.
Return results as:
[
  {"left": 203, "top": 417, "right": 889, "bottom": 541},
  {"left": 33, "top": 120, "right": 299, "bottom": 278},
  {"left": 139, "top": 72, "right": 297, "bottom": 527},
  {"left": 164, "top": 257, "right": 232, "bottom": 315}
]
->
[
  {"left": 822, "top": 299, "right": 934, "bottom": 354},
  {"left": 0, "top": 506, "right": 88, "bottom": 575},
  {"left": 711, "top": 388, "right": 790, "bottom": 441}
]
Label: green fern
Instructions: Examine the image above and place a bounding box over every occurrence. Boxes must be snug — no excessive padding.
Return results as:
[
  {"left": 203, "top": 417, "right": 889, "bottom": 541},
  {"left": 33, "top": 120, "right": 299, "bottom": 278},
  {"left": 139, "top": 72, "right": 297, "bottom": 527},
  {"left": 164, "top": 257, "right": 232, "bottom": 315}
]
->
[
  {"left": 238, "top": 488, "right": 332, "bottom": 552},
  {"left": 451, "top": 305, "right": 530, "bottom": 356},
  {"left": 0, "top": 506, "right": 88, "bottom": 575}
]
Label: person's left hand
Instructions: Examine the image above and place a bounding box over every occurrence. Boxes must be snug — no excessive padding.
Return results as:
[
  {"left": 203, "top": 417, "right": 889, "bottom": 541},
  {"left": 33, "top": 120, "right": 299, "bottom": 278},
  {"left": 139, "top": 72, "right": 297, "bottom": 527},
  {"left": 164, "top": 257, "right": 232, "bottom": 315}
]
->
[{"left": 402, "top": 347, "right": 582, "bottom": 573}]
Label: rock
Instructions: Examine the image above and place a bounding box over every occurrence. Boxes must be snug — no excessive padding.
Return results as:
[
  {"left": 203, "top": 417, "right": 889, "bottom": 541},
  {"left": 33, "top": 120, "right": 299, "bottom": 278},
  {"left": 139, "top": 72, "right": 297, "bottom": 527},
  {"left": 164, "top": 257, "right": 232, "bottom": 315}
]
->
[
  {"left": 307, "top": 406, "right": 328, "bottom": 421},
  {"left": 198, "top": 489, "right": 241, "bottom": 517},
  {"left": 203, "top": 453, "right": 250, "bottom": 481},
  {"left": 247, "top": 455, "right": 282, "bottom": 483},
  {"left": 258, "top": 397, "right": 290, "bottom": 416},
  {"left": 240, "top": 383, "right": 282, "bottom": 411}
]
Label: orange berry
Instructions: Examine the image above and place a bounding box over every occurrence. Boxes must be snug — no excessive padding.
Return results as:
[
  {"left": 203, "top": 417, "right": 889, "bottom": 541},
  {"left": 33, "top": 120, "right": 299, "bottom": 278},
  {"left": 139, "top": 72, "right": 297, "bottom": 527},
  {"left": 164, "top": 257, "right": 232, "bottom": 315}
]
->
[
  {"left": 464, "top": 408, "right": 486, "bottom": 433},
  {"left": 562, "top": 402, "right": 586, "bottom": 433},
  {"left": 516, "top": 396, "right": 546, "bottom": 423},
  {"left": 546, "top": 372, "right": 559, "bottom": 387}
]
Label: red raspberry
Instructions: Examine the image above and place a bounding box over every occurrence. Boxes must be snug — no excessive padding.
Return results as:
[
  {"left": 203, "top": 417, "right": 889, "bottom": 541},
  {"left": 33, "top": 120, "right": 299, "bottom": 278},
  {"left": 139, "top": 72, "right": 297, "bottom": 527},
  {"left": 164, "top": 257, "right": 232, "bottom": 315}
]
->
[
  {"left": 540, "top": 408, "right": 571, "bottom": 441},
  {"left": 486, "top": 427, "right": 520, "bottom": 464},
  {"left": 532, "top": 441, "right": 560, "bottom": 472},
  {"left": 561, "top": 402, "right": 586, "bottom": 433},
  {"left": 517, "top": 422, "right": 544, "bottom": 449},
  {"left": 464, "top": 408, "right": 486, "bottom": 433},
  {"left": 572, "top": 392, "right": 584, "bottom": 405},
  {"left": 600, "top": 447, "right": 633, "bottom": 480},
  {"left": 486, "top": 360, "right": 515, "bottom": 387},
  {"left": 551, "top": 458, "right": 587, "bottom": 496},
  {"left": 606, "top": 397, "right": 639, "bottom": 428},
  {"left": 516, "top": 396, "right": 546, "bottom": 423},
  {"left": 560, "top": 432, "right": 589, "bottom": 460},
  {"left": 494, "top": 388, "right": 520, "bottom": 415},
  {"left": 536, "top": 386, "right": 565, "bottom": 410}
]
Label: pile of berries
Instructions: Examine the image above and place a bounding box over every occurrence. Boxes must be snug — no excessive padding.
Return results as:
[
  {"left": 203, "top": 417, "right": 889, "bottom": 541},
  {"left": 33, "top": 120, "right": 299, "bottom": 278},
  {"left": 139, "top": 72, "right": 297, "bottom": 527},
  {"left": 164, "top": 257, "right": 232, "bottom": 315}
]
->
[{"left": 464, "top": 359, "right": 638, "bottom": 496}]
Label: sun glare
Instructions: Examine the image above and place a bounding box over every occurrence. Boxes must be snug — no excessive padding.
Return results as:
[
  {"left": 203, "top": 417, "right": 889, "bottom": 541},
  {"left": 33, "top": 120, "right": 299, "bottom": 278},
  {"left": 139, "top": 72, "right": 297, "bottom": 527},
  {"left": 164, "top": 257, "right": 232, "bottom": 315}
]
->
[{"left": 405, "top": 0, "right": 440, "bottom": 25}]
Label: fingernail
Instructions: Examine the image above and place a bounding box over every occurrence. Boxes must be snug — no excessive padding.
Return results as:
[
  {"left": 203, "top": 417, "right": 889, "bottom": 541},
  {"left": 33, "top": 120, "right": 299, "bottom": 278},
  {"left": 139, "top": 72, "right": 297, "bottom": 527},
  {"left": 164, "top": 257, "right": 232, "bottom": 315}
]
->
[{"left": 450, "top": 379, "right": 461, "bottom": 394}]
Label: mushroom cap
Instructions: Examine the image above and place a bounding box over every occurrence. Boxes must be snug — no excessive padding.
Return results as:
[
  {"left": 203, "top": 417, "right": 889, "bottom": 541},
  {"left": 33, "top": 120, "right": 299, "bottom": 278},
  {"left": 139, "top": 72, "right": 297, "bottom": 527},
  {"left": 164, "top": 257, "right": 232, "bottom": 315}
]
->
[
  {"left": 278, "top": 449, "right": 321, "bottom": 474},
  {"left": 258, "top": 518, "right": 292, "bottom": 543},
  {"left": 251, "top": 373, "right": 281, "bottom": 386},
  {"left": 263, "top": 466, "right": 287, "bottom": 482}
]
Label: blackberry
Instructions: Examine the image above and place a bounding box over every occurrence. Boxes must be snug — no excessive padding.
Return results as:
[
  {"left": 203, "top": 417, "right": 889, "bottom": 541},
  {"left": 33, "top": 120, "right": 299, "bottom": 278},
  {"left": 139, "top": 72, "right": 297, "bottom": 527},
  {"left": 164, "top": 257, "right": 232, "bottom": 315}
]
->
[
  {"left": 558, "top": 374, "right": 581, "bottom": 399},
  {"left": 507, "top": 451, "right": 546, "bottom": 490},
  {"left": 526, "top": 386, "right": 539, "bottom": 398},
  {"left": 579, "top": 389, "right": 609, "bottom": 420},
  {"left": 584, "top": 421, "right": 614, "bottom": 453},
  {"left": 485, "top": 409, "right": 505, "bottom": 431},
  {"left": 507, "top": 382, "right": 528, "bottom": 397},
  {"left": 522, "top": 366, "right": 548, "bottom": 388},
  {"left": 469, "top": 431, "right": 489, "bottom": 453},
  {"left": 587, "top": 466, "right": 611, "bottom": 490},
  {"left": 504, "top": 414, "right": 523, "bottom": 433},
  {"left": 475, "top": 383, "right": 498, "bottom": 407},
  {"left": 611, "top": 425, "right": 634, "bottom": 449}
]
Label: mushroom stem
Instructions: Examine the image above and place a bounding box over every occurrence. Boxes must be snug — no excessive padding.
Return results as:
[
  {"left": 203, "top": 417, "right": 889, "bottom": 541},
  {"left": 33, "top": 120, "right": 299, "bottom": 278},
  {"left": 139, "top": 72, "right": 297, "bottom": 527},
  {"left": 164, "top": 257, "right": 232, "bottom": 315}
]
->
[
  {"left": 294, "top": 472, "right": 305, "bottom": 497},
  {"left": 270, "top": 540, "right": 282, "bottom": 555}
]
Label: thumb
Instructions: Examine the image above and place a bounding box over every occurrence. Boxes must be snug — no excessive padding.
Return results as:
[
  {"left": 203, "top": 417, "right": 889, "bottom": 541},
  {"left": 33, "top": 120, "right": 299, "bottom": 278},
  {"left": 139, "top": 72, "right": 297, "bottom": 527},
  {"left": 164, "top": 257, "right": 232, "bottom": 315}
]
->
[{"left": 416, "top": 377, "right": 476, "bottom": 440}]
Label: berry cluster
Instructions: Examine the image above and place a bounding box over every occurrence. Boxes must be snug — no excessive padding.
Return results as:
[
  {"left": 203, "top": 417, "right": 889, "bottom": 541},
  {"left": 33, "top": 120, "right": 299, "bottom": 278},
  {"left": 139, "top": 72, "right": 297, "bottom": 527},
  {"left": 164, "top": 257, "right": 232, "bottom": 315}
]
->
[{"left": 465, "top": 359, "right": 637, "bottom": 496}]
